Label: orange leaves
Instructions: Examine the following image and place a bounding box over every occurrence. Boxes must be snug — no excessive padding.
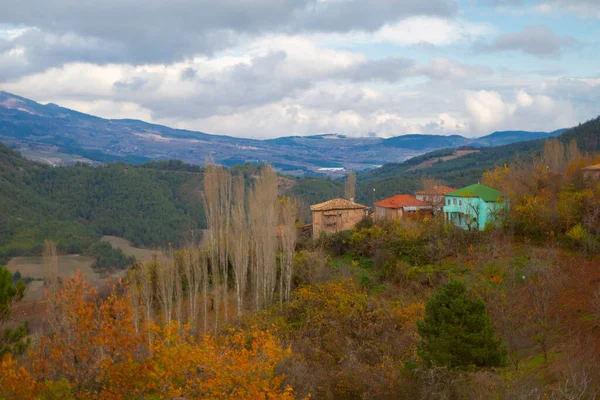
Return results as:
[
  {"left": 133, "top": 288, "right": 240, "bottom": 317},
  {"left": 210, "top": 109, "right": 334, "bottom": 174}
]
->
[
  {"left": 146, "top": 326, "right": 294, "bottom": 399},
  {"left": 0, "top": 355, "right": 39, "bottom": 399},
  {"left": 1, "top": 273, "right": 294, "bottom": 399}
]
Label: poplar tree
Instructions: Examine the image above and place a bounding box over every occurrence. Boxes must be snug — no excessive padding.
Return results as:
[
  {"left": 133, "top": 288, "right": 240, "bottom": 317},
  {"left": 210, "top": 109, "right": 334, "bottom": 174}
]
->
[{"left": 345, "top": 170, "right": 356, "bottom": 201}]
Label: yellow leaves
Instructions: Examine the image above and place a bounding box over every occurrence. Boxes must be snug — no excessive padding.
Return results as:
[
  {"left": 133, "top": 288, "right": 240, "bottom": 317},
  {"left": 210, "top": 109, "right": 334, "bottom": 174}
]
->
[{"left": 2, "top": 273, "right": 294, "bottom": 400}]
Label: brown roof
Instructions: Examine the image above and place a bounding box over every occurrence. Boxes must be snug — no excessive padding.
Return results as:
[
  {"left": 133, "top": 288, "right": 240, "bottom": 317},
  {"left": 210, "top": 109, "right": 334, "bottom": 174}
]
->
[
  {"left": 310, "top": 198, "right": 369, "bottom": 211},
  {"left": 414, "top": 185, "right": 456, "bottom": 195},
  {"left": 374, "top": 195, "right": 432, "bottom": 209},
  {"left": 582, "top": 164, "right": 600, "bottom": 171}
]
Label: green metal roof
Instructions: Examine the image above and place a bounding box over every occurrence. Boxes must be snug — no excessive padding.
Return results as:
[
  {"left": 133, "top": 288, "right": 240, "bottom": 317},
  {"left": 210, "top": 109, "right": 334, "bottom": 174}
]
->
[{"left": 446, "top": 184, "right": 503, "bottom": 202}]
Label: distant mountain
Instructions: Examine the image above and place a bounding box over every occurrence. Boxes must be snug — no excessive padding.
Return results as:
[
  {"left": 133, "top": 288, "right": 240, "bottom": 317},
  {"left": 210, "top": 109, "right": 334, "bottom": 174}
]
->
[
  {"left": 355, "top": 116, "right": 600, "bottom": 204},
  {"left": 0, "top": 91, "right": 565, "bottom": 175}
]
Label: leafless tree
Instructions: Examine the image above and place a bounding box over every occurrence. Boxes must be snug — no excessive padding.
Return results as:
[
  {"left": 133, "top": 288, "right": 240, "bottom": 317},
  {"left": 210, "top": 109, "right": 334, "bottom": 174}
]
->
[
  {"left": 279, "top": 196, "right": 298, "bottom": 306},
  {"left": 43, "top": 240, "right": 60, "bottom": 334},
  {"left": 229, "top": 174, "right": 249, "bottom": 318},
  {"left": 216, "top": 167, "right": 232, "bottom": 322},
  {"left": 527, "top": 256, "right": 562, "bottom": 362},
  {"left": 182, "top": 244, "right": 206, "bottom": 332},
  {"left": 156, "top": 251, "right": 177, "bottom": 327},
  {"left": 201, "top": 158, "right": 233, "bottom": 331},
  {"left": 345, "top": 170, "right": 356, "bottom": 201},
  {"left": 542, "top": 138, "right": 567, "bottom": 174},
  {"left": 248, "top": 165, "right": 279, "bottom": 310}
]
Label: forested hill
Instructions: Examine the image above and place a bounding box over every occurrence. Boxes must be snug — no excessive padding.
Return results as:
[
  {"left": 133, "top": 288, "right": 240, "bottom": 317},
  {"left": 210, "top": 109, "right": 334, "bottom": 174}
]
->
[
  {"left": 0, "top": 146, "right": 206, "bottom": 262},
  {"left": 354, "top": 116, "right": 600, "bottom": 204},
  {"left": 0, "top": 144, "right": 345, "bottom": 262}
]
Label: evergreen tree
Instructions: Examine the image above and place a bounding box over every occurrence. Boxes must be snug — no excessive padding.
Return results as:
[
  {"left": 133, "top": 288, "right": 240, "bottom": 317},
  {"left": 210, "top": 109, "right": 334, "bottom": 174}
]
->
[
  {"left": 417, "top": 280, "right": 506, "bottom": 368},
  {"left": 0, "top": 265, "right": 30, "bottom": 357}
]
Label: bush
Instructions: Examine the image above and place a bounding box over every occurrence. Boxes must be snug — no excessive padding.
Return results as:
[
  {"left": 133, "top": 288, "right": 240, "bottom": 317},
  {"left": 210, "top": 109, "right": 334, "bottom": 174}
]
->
[
  {"left": 417, "top": 280, "right": 506, "bottom": 369},
  {"left": 86, "top": 241, "right": 136, "bottom": 270}
]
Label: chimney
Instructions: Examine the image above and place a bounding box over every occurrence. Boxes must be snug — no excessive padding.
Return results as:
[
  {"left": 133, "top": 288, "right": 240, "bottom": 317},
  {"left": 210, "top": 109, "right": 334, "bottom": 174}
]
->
[{"left": 350, "top": 197, "right": 355, "bottom": 203}]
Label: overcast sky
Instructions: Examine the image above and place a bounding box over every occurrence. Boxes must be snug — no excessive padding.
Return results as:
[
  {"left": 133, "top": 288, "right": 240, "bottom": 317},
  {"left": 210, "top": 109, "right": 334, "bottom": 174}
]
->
[{"left": 0, "top": 0, "right": 598, "bottom": 138}]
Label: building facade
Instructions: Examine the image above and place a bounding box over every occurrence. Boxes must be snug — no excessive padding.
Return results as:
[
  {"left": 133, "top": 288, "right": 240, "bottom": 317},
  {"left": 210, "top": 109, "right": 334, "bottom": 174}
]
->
[
  {"left": 374, "top": 195, "right": 433, "bottom": 221},
  {"left": 443, "top": 184, "right": 506, "bottom": 230},
  {"left": 415, "top": 185, "right": 456, "bottom": 212},
  {"left": 582, "top": 164, "right": 600, "bottom": 180},
  {"left": 310, "top": 198, "right": 369, "bottom": 237}
]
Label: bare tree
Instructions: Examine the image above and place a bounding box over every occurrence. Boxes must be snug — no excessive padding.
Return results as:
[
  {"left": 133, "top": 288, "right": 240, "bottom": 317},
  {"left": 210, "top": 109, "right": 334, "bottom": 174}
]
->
[
  {"left": 229, "top": 174, "right": 249, "bottom": 318},
  {"left": 156, "top": 251, "right": 177, "bottom": 327},
  {"left": 201, "top": 158, "right": 233, "bottom": 331},
  {"left": 43, "top": 240, "right": 60, "bottom": 334},
  {"left": 527, "top": 256, "right": 562, "bottom": 362},
  {"left": 202, "top": 159, "right": 220, "bottom": 330},
  {"left": 217, "top": 167, "right": 232, "bottom": 322},
  {"left": 248, "top": 165, "right": 279, "bottom": 310},
  {"left": 279, "top": 196, "right": 297, "bottom": 306},
  {"left": 542, "top": 138, "right": 567, "bottom": 174},
  {"left": 345, "top": 170, "right": 356, "bottom": 201},
  {"left": 182, "top": 244, "right": 207, "bottom": 332}
]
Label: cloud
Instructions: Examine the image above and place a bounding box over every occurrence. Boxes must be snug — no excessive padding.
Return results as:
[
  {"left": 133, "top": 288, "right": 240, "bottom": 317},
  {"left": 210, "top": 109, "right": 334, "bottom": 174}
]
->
[
  {"left": 465, "top": 90, "right": 516, "bottom": 133},
  {"left": 538, "top": 0, "right": 600, "bottom": 18},
  {"left": 0, "top": 0, "right": 457, "bottom": 70},
  {"left": 475, "top": 24, "right": 578, "bottom": 57}
]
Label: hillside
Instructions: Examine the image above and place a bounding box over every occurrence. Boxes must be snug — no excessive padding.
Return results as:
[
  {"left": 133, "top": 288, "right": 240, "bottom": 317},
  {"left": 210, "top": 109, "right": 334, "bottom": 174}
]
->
[
  {"left": 0, "top": 144, "right": 344, "bottom": 263},
  {"left": 355, "top": 116, "right": 600, "bottom": 203},
  {"left": 0, "top": 91, "right": 563, "bottom": 175},
  {"left": 0, "top": 145, "right": 206, "bottom": 262}
]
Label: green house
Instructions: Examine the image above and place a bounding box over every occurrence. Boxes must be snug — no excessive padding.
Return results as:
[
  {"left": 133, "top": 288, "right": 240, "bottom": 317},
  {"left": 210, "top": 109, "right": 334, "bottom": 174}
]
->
[{"left": 443, "top": 184, "right": 507, "bottom": 230}]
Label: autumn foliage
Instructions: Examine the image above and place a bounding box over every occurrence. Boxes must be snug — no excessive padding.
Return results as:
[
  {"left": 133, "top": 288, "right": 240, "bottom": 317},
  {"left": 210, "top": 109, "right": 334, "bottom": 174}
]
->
[{"left": 0, "top": 273, "right": 294, "bottom": 399}]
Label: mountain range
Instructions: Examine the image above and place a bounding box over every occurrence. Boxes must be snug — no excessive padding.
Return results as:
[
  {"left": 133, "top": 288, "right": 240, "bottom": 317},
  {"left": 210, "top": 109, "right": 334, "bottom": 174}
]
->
[{"left": 0, "top": 91, "right": 565, "bottom": 175}]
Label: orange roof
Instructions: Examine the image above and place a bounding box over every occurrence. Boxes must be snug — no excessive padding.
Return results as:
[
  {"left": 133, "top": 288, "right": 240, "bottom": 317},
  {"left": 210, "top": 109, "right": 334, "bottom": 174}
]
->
[
  {"left": 414, "top": 185, "right": 456, "bottom": 195},
  {"left": 582, "top": 164, "right": 600, "bottom": 171},
  {"left": 374, "top": 195, "right": 432, "bottom": 209},
  {"left": 310, "top": 198, "right": 369, "bottom": 211}
]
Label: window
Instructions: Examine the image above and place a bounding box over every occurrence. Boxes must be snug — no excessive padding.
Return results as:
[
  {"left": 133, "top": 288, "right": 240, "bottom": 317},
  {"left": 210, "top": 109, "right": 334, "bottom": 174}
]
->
[
  {"left": 453, "top": 198, "right": 457, "bottom": 205},
  {"left": 459, "top": 200, "right": 462, "bottom": 206}
]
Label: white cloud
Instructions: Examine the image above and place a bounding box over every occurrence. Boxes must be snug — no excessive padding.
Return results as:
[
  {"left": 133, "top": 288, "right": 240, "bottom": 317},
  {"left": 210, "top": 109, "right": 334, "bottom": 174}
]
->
[
  {"left": 516, "top": 89, "right": 533, "bottom": 106},
  {"left": 465, "top": 90, "right": 516, "bottom": 133}
]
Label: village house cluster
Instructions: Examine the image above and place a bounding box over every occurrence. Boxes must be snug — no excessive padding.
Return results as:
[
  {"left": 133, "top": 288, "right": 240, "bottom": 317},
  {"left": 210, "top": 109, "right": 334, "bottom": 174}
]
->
[{"left": 310, "top": 183, "right": 508, "bottom": 237}]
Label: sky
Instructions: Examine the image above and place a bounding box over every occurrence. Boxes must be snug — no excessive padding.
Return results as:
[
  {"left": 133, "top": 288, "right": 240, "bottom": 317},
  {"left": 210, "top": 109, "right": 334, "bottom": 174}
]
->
[{"left": 0, "top": 0, "right": 598, "bottom": 139}]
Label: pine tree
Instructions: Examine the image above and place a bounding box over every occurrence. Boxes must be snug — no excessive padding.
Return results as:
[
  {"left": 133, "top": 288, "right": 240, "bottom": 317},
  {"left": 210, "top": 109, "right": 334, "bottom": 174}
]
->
[
  {"left": 417, "top": 280, "right": 506, "bottom": 368},
  {"left": 0, "top": 265, "right": 29, "bottom": 357}
]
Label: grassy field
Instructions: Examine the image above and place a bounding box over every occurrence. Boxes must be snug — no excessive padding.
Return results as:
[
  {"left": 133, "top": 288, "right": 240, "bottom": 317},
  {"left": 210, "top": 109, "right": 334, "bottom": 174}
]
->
[
  {"left": 101, "top": 235, "right": 157, "bottom": 262},
  {"left": 6, "top": 255, "right": 124, "bottom": 302}
]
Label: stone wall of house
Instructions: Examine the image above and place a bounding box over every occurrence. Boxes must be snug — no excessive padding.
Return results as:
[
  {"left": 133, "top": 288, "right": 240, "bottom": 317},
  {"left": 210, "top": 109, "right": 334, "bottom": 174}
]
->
[
  {"left": 312, "top": 208, "right": 368, "bottom": 237},
  {"left": 583, "top": 169, "right": 600, "bottom": 181}
]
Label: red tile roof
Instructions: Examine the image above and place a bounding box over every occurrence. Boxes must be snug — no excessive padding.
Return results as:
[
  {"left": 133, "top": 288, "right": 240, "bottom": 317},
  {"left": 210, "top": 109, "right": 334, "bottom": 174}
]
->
[
  {"left": 414, "top": 185, "right": 456, "bottom": 195},
  {"left": 374, "top": 195, "right": 432, "bottom": 209},
  {"left": 310, "top": 198, "right": 369, "bottom": 211}
]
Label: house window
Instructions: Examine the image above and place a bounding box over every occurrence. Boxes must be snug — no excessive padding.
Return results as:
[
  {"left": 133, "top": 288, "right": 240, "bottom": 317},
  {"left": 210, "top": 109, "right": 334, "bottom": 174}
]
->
[
  {"left": 453, "top": 198, "right": 457, "bottom": 205},
  {"left": 459, "top": 200, "right": 462, "bottom": 206}
]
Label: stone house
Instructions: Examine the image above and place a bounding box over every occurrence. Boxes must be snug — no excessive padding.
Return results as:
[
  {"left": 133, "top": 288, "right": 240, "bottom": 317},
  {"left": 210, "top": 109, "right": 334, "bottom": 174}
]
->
[
  {"left": 374, "top": 195, "right": 433, "bottom": 221},
  {"left": 443, "top": 184, "right": 507, "bottom": 231},
  {"left": 310, "top": 198, "right": 369, "bottom": 238},
  {"left": 582, "top": 164, "right": 600, "bottom": 180},
  {"left": 415, "top": 185, "right": 456, "bottom": 212}
]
